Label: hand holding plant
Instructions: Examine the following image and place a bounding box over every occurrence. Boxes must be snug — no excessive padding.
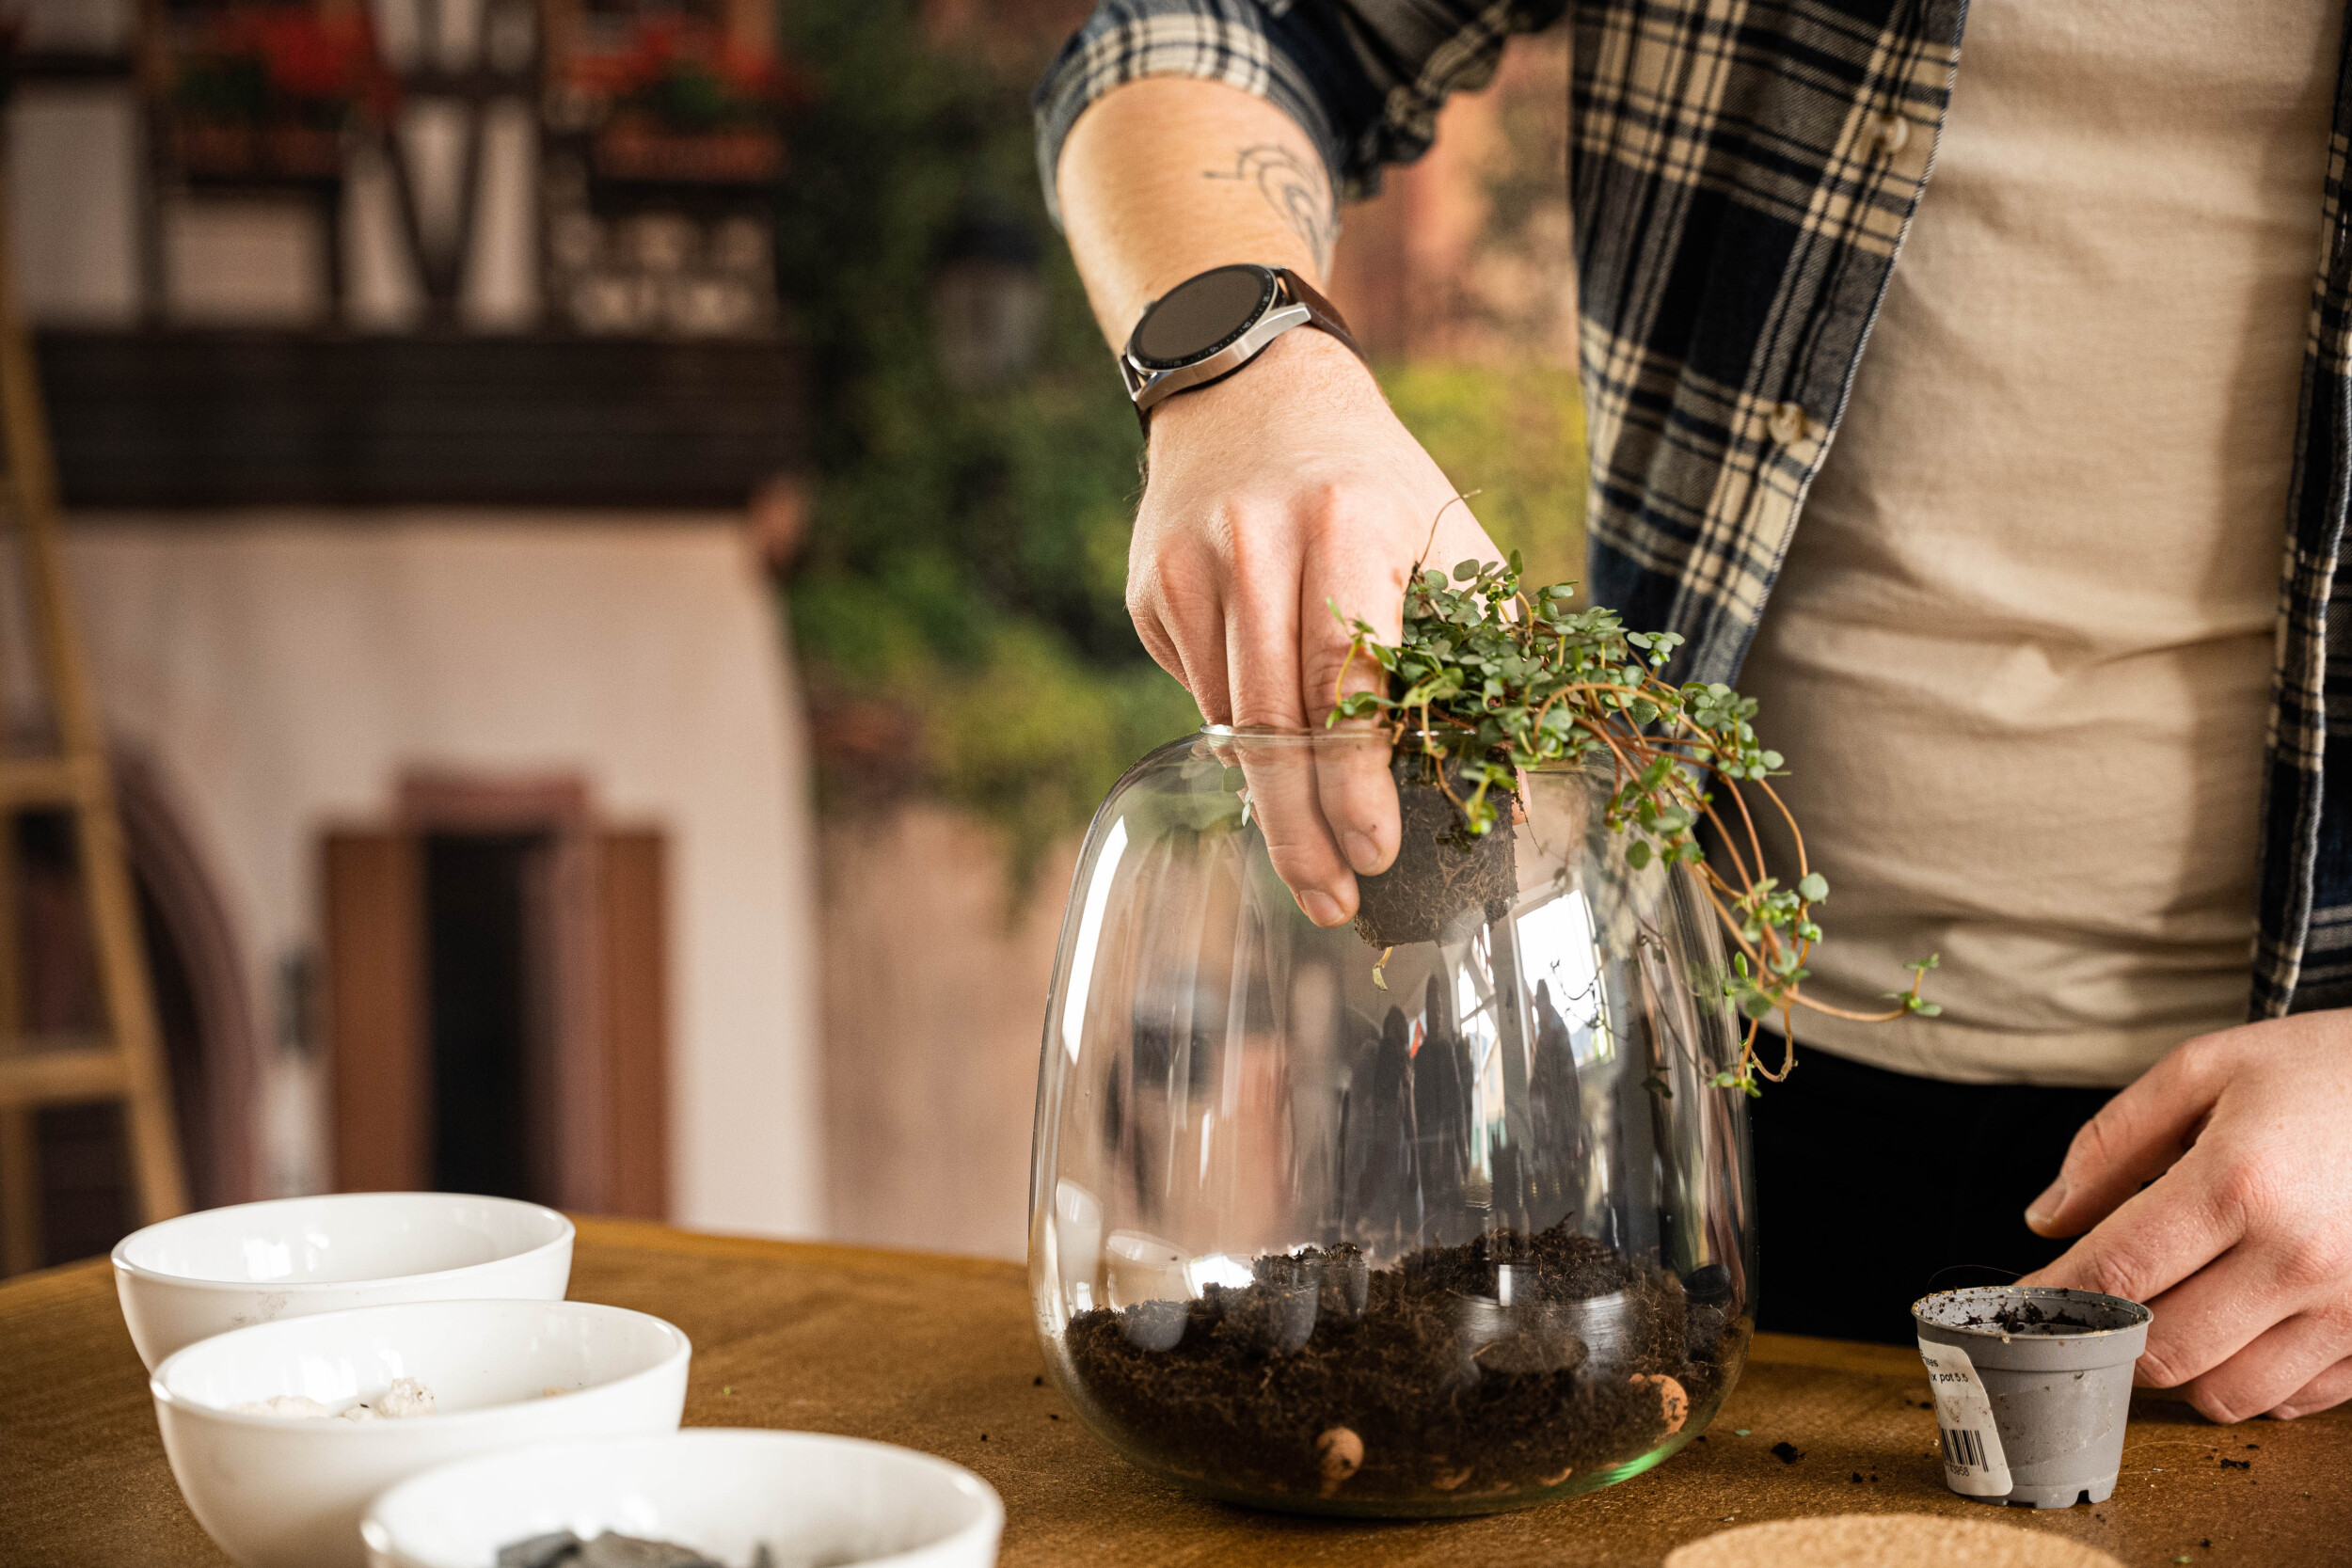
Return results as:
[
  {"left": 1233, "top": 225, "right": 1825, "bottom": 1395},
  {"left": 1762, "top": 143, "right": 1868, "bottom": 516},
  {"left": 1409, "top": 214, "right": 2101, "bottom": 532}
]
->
[{"left": 1123, "top": 327, "right": 1500, "bottom": 923}]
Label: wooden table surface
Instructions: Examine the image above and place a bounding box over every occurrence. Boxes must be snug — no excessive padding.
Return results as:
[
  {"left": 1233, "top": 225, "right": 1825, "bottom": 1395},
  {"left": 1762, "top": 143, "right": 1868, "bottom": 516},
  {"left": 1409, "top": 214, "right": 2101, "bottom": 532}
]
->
[{"left": 4, "top": 1217, "right": 2344, "bottom": 1567}]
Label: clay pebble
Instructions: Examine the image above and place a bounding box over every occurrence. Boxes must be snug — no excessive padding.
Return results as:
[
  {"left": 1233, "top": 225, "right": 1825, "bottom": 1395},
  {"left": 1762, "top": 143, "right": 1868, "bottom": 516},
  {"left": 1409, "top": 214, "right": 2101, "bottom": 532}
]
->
[{"left": 1317, "top": 1426, "right": 1364, "bottom": 1496}]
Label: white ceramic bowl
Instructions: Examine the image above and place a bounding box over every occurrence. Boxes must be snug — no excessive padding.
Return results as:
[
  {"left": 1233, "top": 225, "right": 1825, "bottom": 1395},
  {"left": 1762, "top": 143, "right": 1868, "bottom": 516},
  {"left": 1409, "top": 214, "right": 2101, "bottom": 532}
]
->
[
  {"left": 115, "top": 1192, "right": 573, "bottom": 1370},
  {"left": 362, "top": 1430, "right": 1004, "bottom": 1568},
  {"left": 151, "top": 1298, "right": 691, "bottom": 1568}
]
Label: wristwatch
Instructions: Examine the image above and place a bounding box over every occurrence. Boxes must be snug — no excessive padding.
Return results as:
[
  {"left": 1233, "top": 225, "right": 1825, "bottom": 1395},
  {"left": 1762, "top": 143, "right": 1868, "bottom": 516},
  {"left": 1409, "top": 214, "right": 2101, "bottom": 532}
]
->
[{"left": 1119, "top": 263, "right": 1366, "bottom": 426}]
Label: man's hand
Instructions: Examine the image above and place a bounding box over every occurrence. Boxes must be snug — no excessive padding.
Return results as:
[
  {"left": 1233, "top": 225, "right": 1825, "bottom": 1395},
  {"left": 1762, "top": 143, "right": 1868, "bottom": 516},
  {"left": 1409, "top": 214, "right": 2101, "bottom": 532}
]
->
[
  {"left": 2021, "top": 1010, "right": 2352, "bottom": 1420},
  {"left": 1054, "top": 76, "right": 1502, "bottom": 927},
  {"left": 1129, "top": 325, "right": 1501, "bottom": 928}
]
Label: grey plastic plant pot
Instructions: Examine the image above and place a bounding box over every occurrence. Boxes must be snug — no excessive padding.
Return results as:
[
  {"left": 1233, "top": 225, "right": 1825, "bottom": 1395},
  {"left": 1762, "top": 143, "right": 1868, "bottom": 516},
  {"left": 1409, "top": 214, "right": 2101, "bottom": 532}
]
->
[{"left": 1914, "top": 1286, "right": 2153, "bottom": 1510}]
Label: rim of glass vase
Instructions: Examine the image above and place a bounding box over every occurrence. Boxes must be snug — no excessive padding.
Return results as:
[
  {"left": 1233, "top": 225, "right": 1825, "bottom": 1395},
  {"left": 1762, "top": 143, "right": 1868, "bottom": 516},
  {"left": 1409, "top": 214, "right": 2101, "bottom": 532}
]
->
[
  {"left": 1194, "top": 723, "right": 1604, "bottom": 775},
  {"left": 1195, "top": 722, "right": 1427, "bottom": 746}
]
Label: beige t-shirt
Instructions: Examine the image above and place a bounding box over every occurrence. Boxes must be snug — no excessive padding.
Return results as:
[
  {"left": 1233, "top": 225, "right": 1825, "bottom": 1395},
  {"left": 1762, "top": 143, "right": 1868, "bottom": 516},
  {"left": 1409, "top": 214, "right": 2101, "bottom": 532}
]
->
[{"left": 1736, "top": 0, "right": 2337, "bottom": 1086}]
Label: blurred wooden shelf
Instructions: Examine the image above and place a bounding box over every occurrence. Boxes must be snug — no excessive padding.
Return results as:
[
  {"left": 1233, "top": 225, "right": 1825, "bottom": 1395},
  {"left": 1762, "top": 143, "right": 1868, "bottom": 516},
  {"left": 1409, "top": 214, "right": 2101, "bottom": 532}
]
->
[{"left": 37, "top": 329, "right": 807, "bottom": 510}]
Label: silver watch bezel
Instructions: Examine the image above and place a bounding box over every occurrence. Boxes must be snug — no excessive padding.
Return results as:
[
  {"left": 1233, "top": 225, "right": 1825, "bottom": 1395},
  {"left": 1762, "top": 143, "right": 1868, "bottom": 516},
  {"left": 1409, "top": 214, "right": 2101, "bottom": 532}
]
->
[{"left": 1121, "top": 287, "right": 1311, "bottom": 415}]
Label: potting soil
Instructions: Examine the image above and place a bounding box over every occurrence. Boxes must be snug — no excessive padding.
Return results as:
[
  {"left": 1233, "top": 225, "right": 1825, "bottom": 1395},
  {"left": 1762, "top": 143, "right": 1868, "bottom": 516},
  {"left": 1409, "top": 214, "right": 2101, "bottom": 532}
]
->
[
  {"left": 1061, "top": 1221, "right": 1745, "bottom": 1505},
  {"left": 1963, "top": 1301, "right": 2098, "bottom": 1334}
]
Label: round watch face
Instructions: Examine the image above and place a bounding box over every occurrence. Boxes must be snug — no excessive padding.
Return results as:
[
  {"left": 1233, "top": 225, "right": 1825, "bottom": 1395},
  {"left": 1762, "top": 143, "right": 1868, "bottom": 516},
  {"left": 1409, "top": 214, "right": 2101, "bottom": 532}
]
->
[{"left": 1129, "top": 264, "right": 1279, "bottom": 371}]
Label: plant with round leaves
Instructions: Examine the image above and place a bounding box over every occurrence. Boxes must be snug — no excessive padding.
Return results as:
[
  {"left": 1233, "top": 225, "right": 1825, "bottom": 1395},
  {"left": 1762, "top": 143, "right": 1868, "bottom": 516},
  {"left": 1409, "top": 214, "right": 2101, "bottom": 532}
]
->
[{"left": 1328, "top": 531, "right": 1937, "bottom": 1093}]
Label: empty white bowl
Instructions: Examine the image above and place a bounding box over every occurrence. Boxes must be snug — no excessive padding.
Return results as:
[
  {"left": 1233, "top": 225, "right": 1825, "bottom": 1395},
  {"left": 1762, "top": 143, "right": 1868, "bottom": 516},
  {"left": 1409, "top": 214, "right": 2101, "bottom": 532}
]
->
[
  {"left": 115, "top": 1192, "right": 573, "bottom": 1370},
  {"left": 362, "top": 1430, "right": 1004, "bottom": 1568},
  {"left": 151, "top": 1298, "right": 691, "bottom": 1568}
]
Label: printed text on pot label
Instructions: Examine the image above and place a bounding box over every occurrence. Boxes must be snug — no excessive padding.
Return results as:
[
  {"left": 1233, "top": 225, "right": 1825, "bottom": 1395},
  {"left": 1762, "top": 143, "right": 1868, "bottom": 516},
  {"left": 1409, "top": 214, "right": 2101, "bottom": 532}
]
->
[{"left": 1919, "top": 1339, "right": 2011, "bottom": 1496}]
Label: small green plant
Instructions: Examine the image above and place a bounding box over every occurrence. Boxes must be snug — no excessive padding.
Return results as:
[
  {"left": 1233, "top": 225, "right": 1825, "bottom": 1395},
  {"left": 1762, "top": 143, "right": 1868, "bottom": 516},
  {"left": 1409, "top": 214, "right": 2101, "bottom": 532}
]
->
[{"left": 1330, "top": 532, "right": 1937, "bottom": 1093}]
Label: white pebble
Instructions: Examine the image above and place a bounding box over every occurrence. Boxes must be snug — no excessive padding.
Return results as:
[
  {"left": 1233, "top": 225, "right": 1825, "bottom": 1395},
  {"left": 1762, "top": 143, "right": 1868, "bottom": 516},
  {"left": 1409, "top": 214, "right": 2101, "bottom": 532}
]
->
[
  {"left": 342, "top": 1376, "right": 438, "bottom": 1420},
  {"left": 374, "top": 1377, "right": 438, "bottom": 1418}
]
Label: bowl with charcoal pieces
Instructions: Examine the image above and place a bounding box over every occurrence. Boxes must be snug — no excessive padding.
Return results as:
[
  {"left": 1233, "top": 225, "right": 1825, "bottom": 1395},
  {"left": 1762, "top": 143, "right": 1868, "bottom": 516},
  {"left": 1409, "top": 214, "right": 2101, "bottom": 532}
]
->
[{"left": 361, "top": 1430, "right": 1003, "bottom": 1568}]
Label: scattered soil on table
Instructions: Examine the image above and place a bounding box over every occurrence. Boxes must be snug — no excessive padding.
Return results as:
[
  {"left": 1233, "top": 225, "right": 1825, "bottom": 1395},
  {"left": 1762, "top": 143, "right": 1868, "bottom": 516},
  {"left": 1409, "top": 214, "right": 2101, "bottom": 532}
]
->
[
  {"left": 1060, "top": 1220, "right": 1743, "bottom": 1505},
  {"left": 1963, "top": 1301, "right": 2097, "bottom": 1334},
  {"left": 1352, "top": 763, "right": 1518, "bottom": 950}
]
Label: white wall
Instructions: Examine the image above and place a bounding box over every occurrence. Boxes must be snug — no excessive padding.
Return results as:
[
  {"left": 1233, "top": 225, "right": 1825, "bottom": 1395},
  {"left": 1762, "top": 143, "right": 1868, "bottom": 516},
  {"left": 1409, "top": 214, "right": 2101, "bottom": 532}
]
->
[
  {"left": 820, "top": 807, "right": 1074, "bottom": 1261},
  {"left": 8, "top": 84, "right": 145, "bottom": 326},
  {"left": 58, "top": 514, "right": 825, "bottom": 1238}
]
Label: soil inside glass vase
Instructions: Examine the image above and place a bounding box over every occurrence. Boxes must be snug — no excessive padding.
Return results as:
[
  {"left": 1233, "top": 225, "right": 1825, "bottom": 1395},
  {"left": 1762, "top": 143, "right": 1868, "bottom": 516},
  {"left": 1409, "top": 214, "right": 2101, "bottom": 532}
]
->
[{"left": 1061, "top": 1221, "right": 1746, "bottom": 1508}]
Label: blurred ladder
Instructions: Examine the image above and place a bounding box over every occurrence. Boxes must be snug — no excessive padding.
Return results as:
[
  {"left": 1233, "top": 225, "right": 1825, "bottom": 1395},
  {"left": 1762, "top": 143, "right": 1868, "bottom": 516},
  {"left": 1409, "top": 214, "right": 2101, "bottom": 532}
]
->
[{"left": 0, "top": 158, "right": 187, "bottom": 1274}]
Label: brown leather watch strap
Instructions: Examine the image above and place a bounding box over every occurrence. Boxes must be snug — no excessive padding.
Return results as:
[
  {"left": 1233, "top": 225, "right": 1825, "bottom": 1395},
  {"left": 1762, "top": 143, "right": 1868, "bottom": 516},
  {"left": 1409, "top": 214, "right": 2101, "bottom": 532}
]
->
[{"left": 1273, "top": 267, "right": 1369, "bottom": 369}]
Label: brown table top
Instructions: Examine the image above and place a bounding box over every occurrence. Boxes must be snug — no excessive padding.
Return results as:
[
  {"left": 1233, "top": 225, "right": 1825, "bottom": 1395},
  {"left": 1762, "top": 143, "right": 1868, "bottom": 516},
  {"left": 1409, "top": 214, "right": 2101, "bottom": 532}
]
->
[{"left": 3, "top": 1217, "right": 2344, "bottom": 1567}]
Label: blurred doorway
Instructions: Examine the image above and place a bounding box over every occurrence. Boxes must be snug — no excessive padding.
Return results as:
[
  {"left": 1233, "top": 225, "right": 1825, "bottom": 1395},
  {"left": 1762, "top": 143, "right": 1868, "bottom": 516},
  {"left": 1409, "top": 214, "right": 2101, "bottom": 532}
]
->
[{"left": 324, "top": 775, "right": 668, "bottom": 1216}]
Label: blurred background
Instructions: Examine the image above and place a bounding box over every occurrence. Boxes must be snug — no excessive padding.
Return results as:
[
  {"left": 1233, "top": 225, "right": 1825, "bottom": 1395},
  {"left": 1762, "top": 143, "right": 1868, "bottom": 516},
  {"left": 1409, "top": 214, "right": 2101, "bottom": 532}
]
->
[{"left": 0, "top": 0, "right": 1581, "bottom": 1275}]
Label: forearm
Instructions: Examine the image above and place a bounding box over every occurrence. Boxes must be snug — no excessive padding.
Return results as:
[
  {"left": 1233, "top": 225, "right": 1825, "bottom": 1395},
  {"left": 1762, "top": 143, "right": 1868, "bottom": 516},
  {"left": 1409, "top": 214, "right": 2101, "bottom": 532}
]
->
[
  {"left": 1055, "top": 77, "right": 1338, "bottom": 350},
  {"left": 1050, "top": 75, "right": 1500, "bottom": 936}
]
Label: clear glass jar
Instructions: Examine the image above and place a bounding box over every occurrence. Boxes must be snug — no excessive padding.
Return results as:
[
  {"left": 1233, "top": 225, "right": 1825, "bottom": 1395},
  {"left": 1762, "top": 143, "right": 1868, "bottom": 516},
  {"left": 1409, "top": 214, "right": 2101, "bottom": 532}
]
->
[{"left": 1028, "top": 727, "right": 1756, "bottom": 1515}]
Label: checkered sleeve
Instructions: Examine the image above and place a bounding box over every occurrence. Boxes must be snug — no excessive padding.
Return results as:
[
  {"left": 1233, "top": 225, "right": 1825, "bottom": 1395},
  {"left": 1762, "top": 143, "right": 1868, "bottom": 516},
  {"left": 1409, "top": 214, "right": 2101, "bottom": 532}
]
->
[{"left": 1033, "top": 0, "right": 1567, "bottom": 224}]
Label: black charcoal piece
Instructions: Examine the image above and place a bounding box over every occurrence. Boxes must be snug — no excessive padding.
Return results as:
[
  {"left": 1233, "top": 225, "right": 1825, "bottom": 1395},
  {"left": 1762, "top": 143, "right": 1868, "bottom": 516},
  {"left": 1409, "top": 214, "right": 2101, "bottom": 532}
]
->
[
  {"left": 577, "top": 1533, "right": 723, "bottom": 1568},
  {"left": 498, "top": 1531, "right": 583, "bottom": 1568},
  {"left": 1121, "top": 1297, "right": 1188, "bottom": 1351},
  {"left": 1473, "top": 1318, "right": 1589, "bottom": 1377},
  {"left": 1296, "top": 1244, "right": 1369, "bottom": 1328},
  {"left": 1207, "top": 1279, "right": 1318, "bottom": 1356},
  {"left": 1683, "top": 1263, "right": 1734, "bottom": 1307},
  {"left": 1686, "top": 1301, "right": 1728, "bottom": 1362},
  {"left": 1252, "top": 1255, "right": 1312, "bottom": 1291}
]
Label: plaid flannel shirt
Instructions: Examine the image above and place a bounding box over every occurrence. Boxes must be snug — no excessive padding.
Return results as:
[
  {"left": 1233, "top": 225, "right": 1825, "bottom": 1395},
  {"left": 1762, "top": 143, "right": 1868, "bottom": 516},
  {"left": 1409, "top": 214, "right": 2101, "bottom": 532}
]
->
[{"left": 1036, "top": 1, "right": 2352, "bottom": 1022}]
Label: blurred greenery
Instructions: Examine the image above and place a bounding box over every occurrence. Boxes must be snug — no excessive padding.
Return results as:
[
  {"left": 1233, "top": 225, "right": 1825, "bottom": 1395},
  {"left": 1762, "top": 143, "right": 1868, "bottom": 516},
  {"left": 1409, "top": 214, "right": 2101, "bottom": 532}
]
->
[
  {"left": 776, "top": 0, "right": 1585, "bottom": 874},
  {"left": 1379, "top": 360, "right": 1587, "bottom": 595}
]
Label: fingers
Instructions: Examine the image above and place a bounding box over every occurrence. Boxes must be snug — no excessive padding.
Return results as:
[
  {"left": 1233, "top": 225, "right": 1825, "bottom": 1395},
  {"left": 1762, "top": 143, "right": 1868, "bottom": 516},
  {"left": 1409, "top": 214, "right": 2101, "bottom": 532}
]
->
[
  {"left": 2169, "top": 1303, "right": 2352, "bottom": 1423},
  {"left": 1139, "top": 508, "right": 1387, "bottom": 924},
  {"left": 1134, "top": 558, "right": 1232, "bottom": 725},
  {"left": 1235, "top": 742, "right": 1358, "bottom": 926},
  {"left": 2025, "top": 1032, "right": 2231, "bottom": 1239},
  {"left": 1224, "top": 520, "right": 1306, "bottom": 731},
  {"left": 2020, "top": 1147, "right": 2249, "bottom": 1318},
  {"left": 1300, "top": 540, "right": 1404, "bottom": 879},
  {"left": 1225, "top": 546, "right": 1359, "bottom": 925},
  {"left": 2018, "top": 1016, "right": 2352, "bottom": 1426},
  {"left": 2126, "top": 1243, "right": 2292, "bottom": 1395},
  {"left": 1312, "top": 728, "right": 1399, "bottom": 877},
  {"left": 2272, "top": 1354, "right": 2352, "bottom": 1418},
  {"left": 1128, "top": 593, "right": 1182, "bottom": 680}
]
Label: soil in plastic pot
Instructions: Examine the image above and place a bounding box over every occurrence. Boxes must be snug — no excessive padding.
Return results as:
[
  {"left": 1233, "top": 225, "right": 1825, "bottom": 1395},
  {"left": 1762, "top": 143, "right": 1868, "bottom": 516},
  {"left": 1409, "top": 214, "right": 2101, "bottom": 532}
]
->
[
  {"left": 1061, "top": 1221, "right": 1744, "bottom": 1508},
  {"left": 1353, "top": 753, "right": 1518, "bottom": 949}
]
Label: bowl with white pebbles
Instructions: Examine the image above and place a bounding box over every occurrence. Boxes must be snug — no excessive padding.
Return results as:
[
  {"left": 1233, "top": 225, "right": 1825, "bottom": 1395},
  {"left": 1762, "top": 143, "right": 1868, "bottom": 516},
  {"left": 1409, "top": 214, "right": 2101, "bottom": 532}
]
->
[
  {"left": 114, "top": 1192, "right": 574, "bottom": 1370},
  {"left": 151, "top": 1297, "right": 691, "bottom": 1568}
]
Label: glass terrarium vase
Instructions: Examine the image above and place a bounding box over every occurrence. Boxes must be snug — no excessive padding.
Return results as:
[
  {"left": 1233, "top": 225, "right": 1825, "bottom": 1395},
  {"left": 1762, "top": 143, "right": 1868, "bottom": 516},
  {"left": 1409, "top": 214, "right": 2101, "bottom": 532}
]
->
[{"left": 1028, "top": 727, "right": 1756, "bottom": 1516}]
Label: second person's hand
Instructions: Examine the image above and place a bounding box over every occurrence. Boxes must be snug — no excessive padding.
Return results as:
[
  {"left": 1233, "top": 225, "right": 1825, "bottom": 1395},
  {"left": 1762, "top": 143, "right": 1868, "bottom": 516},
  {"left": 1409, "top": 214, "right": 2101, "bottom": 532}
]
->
[{"left": 1127, "top": 325, "right": 1503, "bottom": 928}]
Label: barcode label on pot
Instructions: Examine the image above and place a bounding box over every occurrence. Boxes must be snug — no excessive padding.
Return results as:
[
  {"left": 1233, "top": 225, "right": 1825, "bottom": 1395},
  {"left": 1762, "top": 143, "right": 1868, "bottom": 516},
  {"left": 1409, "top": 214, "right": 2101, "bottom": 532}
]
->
[{"left": 1918, "top": 1339, "right": 2011, "bottom": 1497}]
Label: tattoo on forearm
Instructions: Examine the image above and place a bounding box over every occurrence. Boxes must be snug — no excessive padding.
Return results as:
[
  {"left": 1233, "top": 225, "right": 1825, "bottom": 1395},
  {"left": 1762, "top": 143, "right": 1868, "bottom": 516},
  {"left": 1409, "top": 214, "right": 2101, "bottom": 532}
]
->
[{"left": 1205, "top": 145, "right": 1339, "bottom": 277}]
